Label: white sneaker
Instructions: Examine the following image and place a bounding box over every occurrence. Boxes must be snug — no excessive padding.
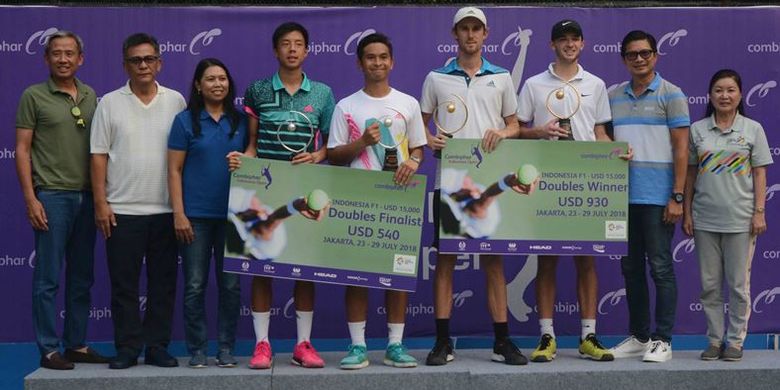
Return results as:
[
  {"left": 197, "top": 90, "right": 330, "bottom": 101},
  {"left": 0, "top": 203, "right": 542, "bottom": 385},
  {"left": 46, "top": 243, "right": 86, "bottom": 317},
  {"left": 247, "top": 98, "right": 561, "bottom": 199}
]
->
[
  {"left": 642, "top": 340, "right": 672, "bottom": 362},
  {"left": 609, "top": 336, "right": 650, "bottom": 358}
]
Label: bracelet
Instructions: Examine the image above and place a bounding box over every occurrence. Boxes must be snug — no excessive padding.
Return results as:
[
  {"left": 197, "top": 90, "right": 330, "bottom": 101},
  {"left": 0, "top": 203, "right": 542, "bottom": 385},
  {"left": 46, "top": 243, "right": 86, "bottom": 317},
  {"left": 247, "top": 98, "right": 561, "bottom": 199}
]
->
[
  {"left": 497, "top": 174, "right": 512, "bottom": 192},
  {"left": 287, "top": 198, "right": 302, "bottom": 215}
]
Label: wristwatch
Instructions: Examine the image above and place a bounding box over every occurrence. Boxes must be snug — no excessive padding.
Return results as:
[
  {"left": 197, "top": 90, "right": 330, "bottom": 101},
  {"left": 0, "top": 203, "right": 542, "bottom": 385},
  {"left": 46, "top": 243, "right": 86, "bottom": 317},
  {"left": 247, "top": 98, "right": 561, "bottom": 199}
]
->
[
  {"left": 755, "top": 206, "right": 766, "bottom": 214},
  {"left": 671, "top": 192, "right": 684, "bottom": 204},
  {"left": 409, "top": 155, "right": 422, "bottom": 164}
]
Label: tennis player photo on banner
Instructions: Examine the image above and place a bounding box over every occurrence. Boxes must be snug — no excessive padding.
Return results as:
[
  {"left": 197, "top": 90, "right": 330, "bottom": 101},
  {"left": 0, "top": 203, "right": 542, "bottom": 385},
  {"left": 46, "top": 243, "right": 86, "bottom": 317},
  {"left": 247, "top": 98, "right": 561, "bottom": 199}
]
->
[
  {"left": 223, "top": 156, "right": 427, "bottom": 291},
  {"left": 438, "top": 139, "right": 629, "bottom": 256}
]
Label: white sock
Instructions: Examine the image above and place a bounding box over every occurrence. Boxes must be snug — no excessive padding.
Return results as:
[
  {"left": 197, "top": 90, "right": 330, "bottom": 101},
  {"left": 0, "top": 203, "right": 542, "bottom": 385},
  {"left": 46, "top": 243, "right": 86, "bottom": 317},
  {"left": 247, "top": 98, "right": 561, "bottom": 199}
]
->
[
  {"left": 296, "top": 311, "right": 313, "bottom": 344},
  {"left": 252, "top": 311, "right": 270, "bottom": 343},
  {"left": 348, "top": 321, "right": 366, "bottom": 347},
  {"left": 540, "top": 318, "right": 555, "bottom": 339},
  {"left": 582, "top": 319, "right": 596, "bottom": 340},
  {"left": 388, "top": 323, "right": 405, "bottom": 346}
]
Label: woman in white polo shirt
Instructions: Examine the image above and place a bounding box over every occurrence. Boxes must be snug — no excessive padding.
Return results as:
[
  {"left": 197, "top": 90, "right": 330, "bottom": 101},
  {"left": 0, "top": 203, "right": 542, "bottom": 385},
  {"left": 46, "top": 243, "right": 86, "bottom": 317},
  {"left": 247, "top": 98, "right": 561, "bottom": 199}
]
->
[{"left": 682, "top": 69, "right": 773, "bottom": 362}]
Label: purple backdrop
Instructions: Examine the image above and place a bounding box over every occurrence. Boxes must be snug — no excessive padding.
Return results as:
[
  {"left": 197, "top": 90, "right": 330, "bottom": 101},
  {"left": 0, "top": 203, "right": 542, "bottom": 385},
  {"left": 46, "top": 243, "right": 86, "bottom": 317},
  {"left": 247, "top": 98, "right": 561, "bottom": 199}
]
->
[{"left": 1, "top": 6, "right": 778, "bottom": 343}]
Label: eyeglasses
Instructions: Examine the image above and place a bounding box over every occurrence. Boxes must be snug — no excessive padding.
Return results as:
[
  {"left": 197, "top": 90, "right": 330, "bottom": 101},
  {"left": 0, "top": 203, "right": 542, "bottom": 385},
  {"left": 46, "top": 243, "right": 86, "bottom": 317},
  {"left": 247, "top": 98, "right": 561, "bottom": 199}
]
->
[
  {"left": 623, "top": 50, "right": 655, "bottom": 61},
  {"left": 71, "top": 106, "right": 86, "bottom": 129},
  {"left": 125, "top": 55, "right": 160, "bottom": 66}
]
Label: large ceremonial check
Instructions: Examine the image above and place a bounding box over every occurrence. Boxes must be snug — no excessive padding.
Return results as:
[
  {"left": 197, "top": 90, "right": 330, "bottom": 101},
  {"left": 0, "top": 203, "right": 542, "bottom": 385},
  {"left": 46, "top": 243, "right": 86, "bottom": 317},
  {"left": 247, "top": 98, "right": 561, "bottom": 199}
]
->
[
  {"left": 439, "top": 139, "right": 629, "bottom": 256},
  {"left": 223, "top": 157, "right": 426, "bottom": 291}
]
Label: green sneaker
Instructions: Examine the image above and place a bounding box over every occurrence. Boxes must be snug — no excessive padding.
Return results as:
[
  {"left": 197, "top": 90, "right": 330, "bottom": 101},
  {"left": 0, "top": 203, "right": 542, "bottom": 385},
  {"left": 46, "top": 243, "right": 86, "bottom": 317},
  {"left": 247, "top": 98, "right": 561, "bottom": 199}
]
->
[
  {"left": 579, "top": 333, "right": 614, "bottom": 361},
  {"left": 530, "top": 334, "right": 556, "bottom": 362},
  {"left": 340, "top": 344, "right": 369, "bottom": 370},
  {"left": 383, "top": 343, "right": 418, "bottom": 368}
]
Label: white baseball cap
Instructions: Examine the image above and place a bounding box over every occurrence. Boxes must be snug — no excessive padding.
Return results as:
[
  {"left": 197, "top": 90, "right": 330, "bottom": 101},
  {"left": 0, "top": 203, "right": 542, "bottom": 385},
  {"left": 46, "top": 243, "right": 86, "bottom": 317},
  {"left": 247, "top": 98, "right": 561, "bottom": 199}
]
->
[{"left": 452, "top": 7, "right": 487, "bottom": 28}]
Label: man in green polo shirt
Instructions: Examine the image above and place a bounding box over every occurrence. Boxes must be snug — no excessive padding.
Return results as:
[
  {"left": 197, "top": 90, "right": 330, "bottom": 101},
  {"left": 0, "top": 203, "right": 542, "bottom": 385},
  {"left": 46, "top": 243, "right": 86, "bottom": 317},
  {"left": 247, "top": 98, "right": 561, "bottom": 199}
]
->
[{"left": 15, "top": 30, "right": 108, "bottom": 370}]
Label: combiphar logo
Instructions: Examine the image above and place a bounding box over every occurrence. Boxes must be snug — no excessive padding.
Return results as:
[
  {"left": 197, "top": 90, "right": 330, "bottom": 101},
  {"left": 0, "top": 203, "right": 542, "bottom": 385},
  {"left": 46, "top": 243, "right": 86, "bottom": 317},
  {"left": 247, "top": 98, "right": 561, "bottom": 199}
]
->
[
  {"left": 158, "top": 28, "right": 222, "bottom": 55},
  {"left": 0, "top": 250, "right": 35, "bottom": 268},
  {"left": 745, "top": 80, "right": 776, "bottom": 107},
  {"left": 657, "top": 29, "right": 687, "bottom": 55},
  {"left": 766, "top": 183, "right": 780, "bottom": 201},
  {"left": 592, "top": 41, "right": 622, "bottom": 54},
  {"left": 673, "top": 237, "right": 696, "bottom": 263},
  {"left": 0, "top": 27, "right": 57, "bottom": 54},
  {"left": 598, "top": 288, "right": 626, "bottom": 315},
  {"left": 752, "top": 287, "right": 780, "bottom": 313},
  {"left": 307, "top": 29, "right": 375, "bottom": 56},
  {"left": 747, "top": 41, "right": 780, "bottom": 53},
  {"left": 0, "top": 147, "right": 14, "bottom": 159}
]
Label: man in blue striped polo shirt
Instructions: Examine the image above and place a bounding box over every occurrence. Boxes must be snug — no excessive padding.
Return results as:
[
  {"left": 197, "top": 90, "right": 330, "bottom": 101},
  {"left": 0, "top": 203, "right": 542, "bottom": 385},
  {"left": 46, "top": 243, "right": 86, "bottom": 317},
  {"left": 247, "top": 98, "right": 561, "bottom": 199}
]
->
[
  {"left": 241, "top": 21, "right": 335, "bottom": 369},
  {"left": 607, "top": 30, "right": 690, "bottom": 363}
]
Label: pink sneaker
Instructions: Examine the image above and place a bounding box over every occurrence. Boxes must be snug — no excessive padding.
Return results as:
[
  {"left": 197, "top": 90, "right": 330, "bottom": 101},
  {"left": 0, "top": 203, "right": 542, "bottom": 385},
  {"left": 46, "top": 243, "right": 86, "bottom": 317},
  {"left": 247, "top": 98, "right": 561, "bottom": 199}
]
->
[
  {"left": 292, "top": 341, "right": 325, "bottom": 368},
  {"left": 249, "top": 341, "right": 272, "bottom": 369}
]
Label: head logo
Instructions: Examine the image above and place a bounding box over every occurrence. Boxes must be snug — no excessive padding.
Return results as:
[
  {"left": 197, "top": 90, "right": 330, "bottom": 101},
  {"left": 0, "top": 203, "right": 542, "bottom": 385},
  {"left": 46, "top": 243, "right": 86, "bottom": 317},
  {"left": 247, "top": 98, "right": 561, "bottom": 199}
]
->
[
  {"left": 189, "top": 28, "right": 222, "bottom": 55},
  {"left": 471, "top": 144, "right": 483, "bottom": 168},
  {"left": 25, "top": 27, "right": 58, "bottom": 55},
  {"left": 657, "top": 29, "right": 687, "bottom": 55},
  {"left": 261, "top": 164, "right": 272, "bottom": 189},
  {"left": 598, "top": 288, "right": 626, "bottom": 315},
  {"left": 241, "top": 261, "right": 250, "bottom": 271},
  {"left": 752, "top": 287, "right": 780, "bottom": 313},
  {"left": 452, "top": 290, "right": 474, "bottom": 308},
  {"left": 673, "top": 237, "right": 696, "bottom": 263},
  {"left": 766, "top": 183, "right": 780, "bottom": 201},
  {"left": 746, "top": 81, "right": 776, "bottom": 107},
  {"left": 344, "top": 29, "right": 377, "bottom": 55}
]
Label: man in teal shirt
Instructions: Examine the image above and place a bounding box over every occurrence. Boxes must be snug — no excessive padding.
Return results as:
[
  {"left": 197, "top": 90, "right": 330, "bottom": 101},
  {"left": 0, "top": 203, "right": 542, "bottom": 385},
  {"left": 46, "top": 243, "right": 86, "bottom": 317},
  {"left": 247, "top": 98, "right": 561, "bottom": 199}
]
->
[{"left": 239, "top": 22, "right": 335, "bottom": 369}]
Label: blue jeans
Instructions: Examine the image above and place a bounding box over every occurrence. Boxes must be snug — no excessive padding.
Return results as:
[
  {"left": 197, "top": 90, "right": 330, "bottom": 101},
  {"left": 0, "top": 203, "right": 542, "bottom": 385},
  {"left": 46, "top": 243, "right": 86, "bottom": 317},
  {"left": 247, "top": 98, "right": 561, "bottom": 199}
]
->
[
  {"left": 181, "top": 218, "right": 241, "bottom": 354},
  {"left": 621, "top": 204, "right": 678, "bottom": 342},
  {"left": 32, "top": 190, "right": 96, "bottom": 356}
]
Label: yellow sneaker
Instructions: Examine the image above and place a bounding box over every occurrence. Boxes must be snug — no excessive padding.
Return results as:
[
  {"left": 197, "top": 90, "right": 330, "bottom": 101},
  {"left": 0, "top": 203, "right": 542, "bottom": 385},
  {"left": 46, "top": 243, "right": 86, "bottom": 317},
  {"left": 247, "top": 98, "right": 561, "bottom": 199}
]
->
[
  {"left": 579, "top": 333, "right": 614, "bottom": 361},
  {"left": 530, "top": 334, "right": 556, "bottom": 363}
]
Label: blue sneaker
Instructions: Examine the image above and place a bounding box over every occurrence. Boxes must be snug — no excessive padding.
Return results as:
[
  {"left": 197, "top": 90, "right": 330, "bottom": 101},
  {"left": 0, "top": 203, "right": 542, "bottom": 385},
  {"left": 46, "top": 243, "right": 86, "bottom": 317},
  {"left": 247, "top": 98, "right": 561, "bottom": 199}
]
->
[
  {"left": 383, "top": 343, "right": 417, "bottom": 368},
  {"left": 340, "top": 344, "right": 369, "bottom": 370}
]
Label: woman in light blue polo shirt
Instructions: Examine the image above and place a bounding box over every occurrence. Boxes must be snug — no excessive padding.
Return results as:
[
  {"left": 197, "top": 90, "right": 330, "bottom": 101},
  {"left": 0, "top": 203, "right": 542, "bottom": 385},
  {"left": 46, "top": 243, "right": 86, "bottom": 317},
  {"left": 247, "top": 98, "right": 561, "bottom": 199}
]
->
[
  {"left": 682, "top": 69, "right": 772, "bottom": 362},
  {"left": 168, "top": 58, "right": 247, "bottom": 368}
]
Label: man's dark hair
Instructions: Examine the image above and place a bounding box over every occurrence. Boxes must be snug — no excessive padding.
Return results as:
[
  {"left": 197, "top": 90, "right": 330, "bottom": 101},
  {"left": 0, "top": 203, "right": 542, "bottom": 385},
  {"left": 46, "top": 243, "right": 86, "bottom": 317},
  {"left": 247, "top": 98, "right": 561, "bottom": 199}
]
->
[
  {"left": 123, "top": 32, "right": 160, "bottom": 57},
  {"left": 357, "top": 33, "right": 393, "bottom": 60},
  {"left": 620, "top": 30, "right": 657, "bottom": 57},
  {"left": 272, "top": 22, "right": 309, "bottom": 49}
]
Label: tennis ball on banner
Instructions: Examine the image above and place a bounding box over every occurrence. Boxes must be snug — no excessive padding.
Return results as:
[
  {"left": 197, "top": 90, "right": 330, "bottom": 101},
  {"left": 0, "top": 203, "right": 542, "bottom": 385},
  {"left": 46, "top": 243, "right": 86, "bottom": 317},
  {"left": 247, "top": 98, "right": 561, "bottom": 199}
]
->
[
  {"left": 306, "top": 189, "right": 330, "bottom": 211},
  {"left": 517, "top": 164, "right": 539, "bottom": 185}
]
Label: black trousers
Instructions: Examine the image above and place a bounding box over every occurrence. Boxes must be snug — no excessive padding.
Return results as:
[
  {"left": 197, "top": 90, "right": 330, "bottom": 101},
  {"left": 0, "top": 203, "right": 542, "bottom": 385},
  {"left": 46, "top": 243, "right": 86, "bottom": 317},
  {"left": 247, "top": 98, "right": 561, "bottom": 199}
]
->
[{"left": 106, "top": 213, "right": 178, "bottom": 356}]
